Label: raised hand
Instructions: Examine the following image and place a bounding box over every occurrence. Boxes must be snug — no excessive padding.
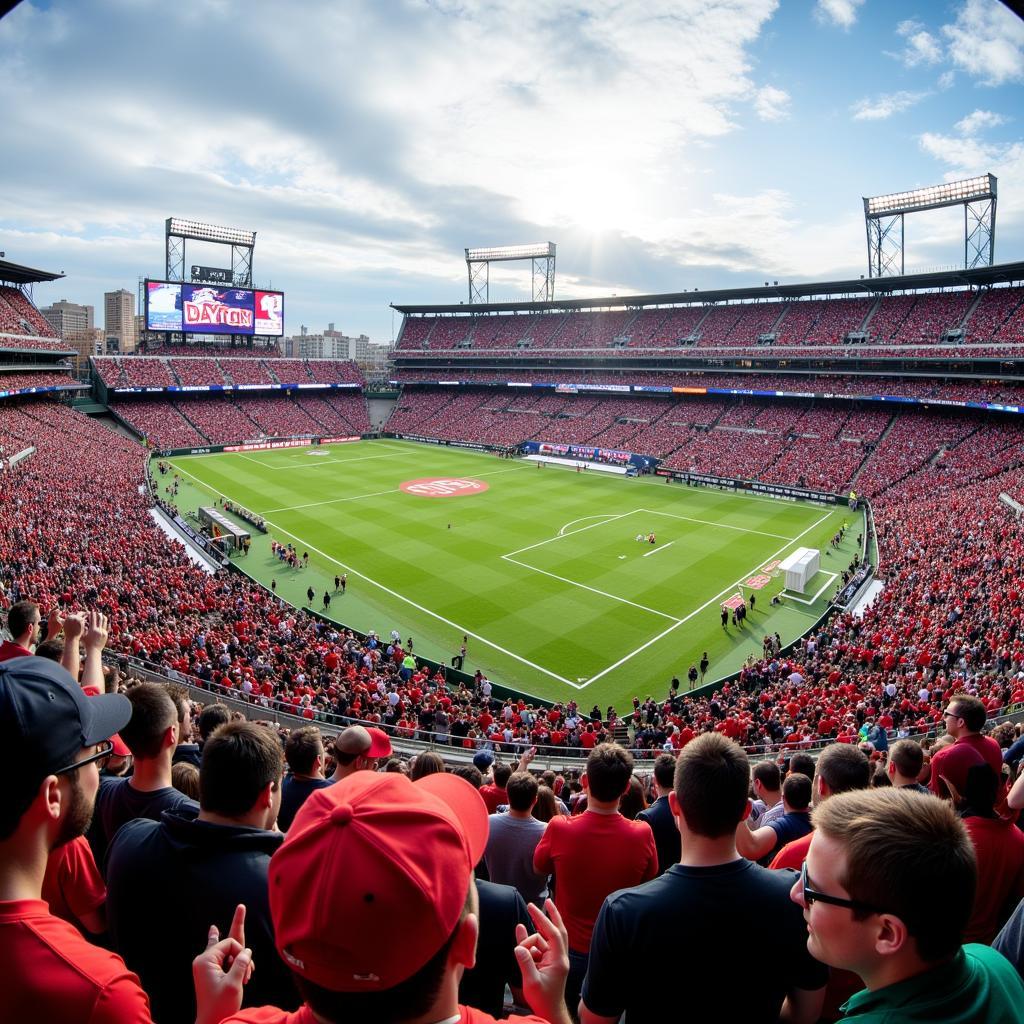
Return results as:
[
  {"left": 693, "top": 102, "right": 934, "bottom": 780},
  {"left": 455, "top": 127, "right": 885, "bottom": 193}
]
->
[
  {"left": 193, "top": 905, "right": 253, "bottom": 1024},
  {"left": 514, "top": 898, "right": 571, "bottom": 1024}
]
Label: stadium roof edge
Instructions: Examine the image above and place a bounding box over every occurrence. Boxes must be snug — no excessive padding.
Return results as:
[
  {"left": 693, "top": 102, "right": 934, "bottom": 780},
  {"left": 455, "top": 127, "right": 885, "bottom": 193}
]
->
[
  {"left": 391, "top": 260, "right": 1024, "bottom": 315},
  {"left": 0, "top": 258, "right": 65, "bottom": 285}
]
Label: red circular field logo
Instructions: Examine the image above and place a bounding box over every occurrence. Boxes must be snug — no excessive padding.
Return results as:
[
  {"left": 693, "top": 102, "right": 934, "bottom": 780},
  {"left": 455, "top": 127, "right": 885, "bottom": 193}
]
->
[{"left": 400, "top": 477, "right": 490, "bottom": 498}]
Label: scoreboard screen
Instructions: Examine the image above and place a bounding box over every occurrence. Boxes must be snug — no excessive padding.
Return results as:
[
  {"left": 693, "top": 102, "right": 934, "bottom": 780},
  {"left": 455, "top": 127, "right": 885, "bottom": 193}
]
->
[{"left": 145, "top": 281, "right": 284, "bottom": 337}]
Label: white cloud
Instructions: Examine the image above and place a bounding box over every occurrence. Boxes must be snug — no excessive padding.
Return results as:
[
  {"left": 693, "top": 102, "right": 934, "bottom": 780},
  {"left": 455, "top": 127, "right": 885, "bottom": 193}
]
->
[
  {"left": 892, "top": 19, "right": 943, "bottom": 67},
  {"left": 942, "top": 0, "right": 1024, "bottom": 86},
  {"left": 814, "top": 0, "right": 864, "bottom": 30},
  {"left": 955, "top": 109, "right": 1007, "bottom": 135},
  {"left": 754, "top": 85, "right": 791, "bottom": 122},
  {"left": 919, "top": 132, "right": 997, "bottom": 169},
  {"left": 851, "top": 91, "right": 929, "bottom": 121},
  {"left": 937, "top": 70, "right": 955, "bottom": 90}
]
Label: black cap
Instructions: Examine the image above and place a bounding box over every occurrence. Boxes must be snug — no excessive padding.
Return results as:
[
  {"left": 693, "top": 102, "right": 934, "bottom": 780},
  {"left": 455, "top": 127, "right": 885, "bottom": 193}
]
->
[{"left": 0, "top": 656, "right": 132, "bottom": 782}]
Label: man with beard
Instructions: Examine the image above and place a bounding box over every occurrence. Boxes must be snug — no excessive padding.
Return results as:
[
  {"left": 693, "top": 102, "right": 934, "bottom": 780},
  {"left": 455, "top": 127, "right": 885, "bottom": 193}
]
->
[{"left": 0, "top": 656, "right": 251, "bottom": 1023}]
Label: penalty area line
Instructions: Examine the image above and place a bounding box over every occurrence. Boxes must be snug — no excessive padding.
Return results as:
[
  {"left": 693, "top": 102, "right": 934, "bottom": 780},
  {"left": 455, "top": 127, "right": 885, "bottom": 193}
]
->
[
  {"left": 643, "top": 542, "right": 673, "bottom": 558},
  {"left": 576, "top": 508, "right": 836, "bottom": 689}
]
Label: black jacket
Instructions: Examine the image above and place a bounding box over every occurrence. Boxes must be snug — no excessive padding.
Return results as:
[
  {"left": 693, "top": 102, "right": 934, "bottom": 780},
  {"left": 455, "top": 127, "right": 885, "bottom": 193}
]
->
[
  {"left": 637, "top": 794, "right": 681, "bottom": 875},
  {"left": 106, "top": 810, "right": 299, "bottom": 1023}
]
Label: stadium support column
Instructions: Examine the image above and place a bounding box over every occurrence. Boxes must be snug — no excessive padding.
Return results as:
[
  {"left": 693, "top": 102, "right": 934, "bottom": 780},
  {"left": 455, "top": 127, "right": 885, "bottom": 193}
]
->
[
  {"left": 865, "top": 212, "right": 903, "bottom": 278},
  {"left": 965, "top": 195, "right": 996, "bottom": 270}
]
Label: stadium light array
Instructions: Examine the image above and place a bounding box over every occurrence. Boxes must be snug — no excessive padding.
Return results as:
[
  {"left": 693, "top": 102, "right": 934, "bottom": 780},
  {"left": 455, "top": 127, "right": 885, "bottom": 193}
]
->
[
  {"left": 864, "top": 175, "right": 996, "bottom": 217},
  {"left": 166, "top": 218, "right": 256, "bottom": 247},
  {"left": 466, "top": 242, "right": 555, "bottom": 262}
]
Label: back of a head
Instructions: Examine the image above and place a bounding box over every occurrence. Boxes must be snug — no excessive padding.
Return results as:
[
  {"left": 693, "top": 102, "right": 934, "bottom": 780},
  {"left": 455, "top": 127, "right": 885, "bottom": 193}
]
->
[
  {"left": 6, "top": 601, "right": 37, "bottom": 640},
  {"left": 674, "top": 733, "right": 749, "bottom": 838},
  {"left": 783, "top": 773, "right": 812, "bottom": 812},
  {"left": 198, "top": 702, "right": 231, "bottom": 743},
  {"left": 286, "top": 726, "right": 323, "bottom": 776},
  {"left": 752, "top": 760, "right": 781, "bottom": 792},
  {"left": 452, "top": 764, "right": 482, "bottom": 789},
  {"left": 816, "top": 743, "right": 871, "bottom": 795},
  {"left": 506, "top": 771, "right": 539, "bottom": 812},
  {"left": 121, "top": 683, "right": 177, "bottom": 760},
  {"left": 961, "top": 763, "right": 999, "bottom": 817},
  {"left": 653, "top": 752, "right": 676, "bottom": 790},
  {"left": 788, "top": 753, "right": 815, "bottom": 780},
  {"left": 586, "top": 742, "right": 634, "bottom": 802},
  {"left": 889, "top": 739, "right": 924, "bottom": 779},
  {"left": 172, "top": 760, "right": 201, "bottom": 800},
  {"left": 492, "top": 761, "right": 513, "bottom": 788},
  {"left": 409, "top": 751, "right": 446, "bottom": 781},
  {"left": 533, "top": 785, "right": 557, "bottom": 822},
  {"left": 813, "top": 788, "right": 976, "bottom": 963},
  {"left": 200, "top": 721, "right": 284, "bottom": 818}
]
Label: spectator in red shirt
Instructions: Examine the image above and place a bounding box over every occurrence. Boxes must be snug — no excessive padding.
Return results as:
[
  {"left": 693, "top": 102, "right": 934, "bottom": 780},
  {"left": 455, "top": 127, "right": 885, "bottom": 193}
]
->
[
  {"left": 929, "top": 694, "right": 1004, "bottom": 799},
  {"left": 480, "top": 761, "right": 513, "bottom": 815},
  {"left": 534, "top": 743, "right": 657, "bottom": 1015},
  {"left": 0, "top": 600, "right": 41, "bottom": 662}
]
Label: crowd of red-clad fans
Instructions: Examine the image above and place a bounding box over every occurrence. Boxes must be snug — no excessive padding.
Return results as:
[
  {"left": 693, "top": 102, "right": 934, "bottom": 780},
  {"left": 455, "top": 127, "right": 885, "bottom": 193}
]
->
[
  {"left": 5, "top": 383, "right": 1024, "bottom": 1021},
  {"left": 395, "top": 285, "right": 1024, "bottom": 359},
  {"left": 93, "top": 357, "right": 365, "bottom": 390}
]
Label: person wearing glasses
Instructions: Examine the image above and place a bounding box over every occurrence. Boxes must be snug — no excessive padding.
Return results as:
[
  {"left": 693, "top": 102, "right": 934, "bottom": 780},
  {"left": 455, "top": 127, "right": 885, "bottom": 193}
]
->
[
  {"left": 578, "top": 733, "right": 826, "bottom": 1024},
  {"left": 929, "top": 694, "right": 1003, "bottom": 799},
  {"left": 0, "top": 656, "right": 252, "bottom": 1023},
  {"left": 791, "top": 787, "right": 1024, "bottom": 1022}
]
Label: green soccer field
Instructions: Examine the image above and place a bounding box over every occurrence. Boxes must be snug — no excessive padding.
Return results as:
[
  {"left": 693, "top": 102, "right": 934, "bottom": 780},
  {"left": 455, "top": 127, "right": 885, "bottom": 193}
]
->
[{"left": 164, "top": 439, "right": 864, "bottom": 710}]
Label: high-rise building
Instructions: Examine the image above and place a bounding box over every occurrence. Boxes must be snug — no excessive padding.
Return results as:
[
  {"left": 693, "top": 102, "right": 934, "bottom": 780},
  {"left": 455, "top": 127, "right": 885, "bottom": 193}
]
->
[
  {"left": 288, "top": 323, "right": 371, "bottom": 361},
  {"left": 40, "top": 299, "right": 94, "bottom": 339},
  {"left": 104, "top": 288, "right": 136, "bottom": 354}
]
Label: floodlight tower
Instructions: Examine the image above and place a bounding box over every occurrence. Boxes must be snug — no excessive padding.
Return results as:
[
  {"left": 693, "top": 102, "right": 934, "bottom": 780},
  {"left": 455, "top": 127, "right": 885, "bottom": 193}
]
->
[
  {"left": 862, "top": 174, "right": 997, "bottom": 277},
  {"left": 465, "top": 243, "right": 556, "bottom": 303},
  {"left": 165, "top": 218, "right": 257, "bottom": 286}
]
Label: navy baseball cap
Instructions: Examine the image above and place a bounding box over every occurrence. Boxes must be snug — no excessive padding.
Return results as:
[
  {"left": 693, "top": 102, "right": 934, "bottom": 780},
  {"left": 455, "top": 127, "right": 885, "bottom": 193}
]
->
[
  {"left": 472, "top": 749, "right": 495, "bottom": 772},
  {"left": 0, "top": 656, "right": 132, "bottom": 783}
]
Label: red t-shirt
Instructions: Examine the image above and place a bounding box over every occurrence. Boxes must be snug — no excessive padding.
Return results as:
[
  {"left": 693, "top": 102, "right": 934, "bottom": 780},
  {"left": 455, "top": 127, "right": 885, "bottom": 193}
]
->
[
  {"left": 769, "top": 831, "right": 813, "bottom": 872},
  {"left": 479, "top": 784, "right": 508, "bottom": 815},
  {"left": 225, "top": 1004, "right": 548, "bottom": 1023},
  {"left": 963, "top": 816, "right": 1024, "bottom": 944},
  {"left": 41, "top": 836, "right": 106, "bottom": 930},
  {"left": 0, "top": 899, "right": 150, "bottom": 1023},
  {"left": 0, "top": 639, "right": 32, "bottom": 662},
  {"left": 533, "top": 810, "right": 657, "bottom": 953}
]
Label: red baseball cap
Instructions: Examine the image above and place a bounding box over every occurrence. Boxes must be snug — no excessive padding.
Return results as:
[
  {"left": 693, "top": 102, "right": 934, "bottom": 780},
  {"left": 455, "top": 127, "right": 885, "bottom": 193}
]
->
[{"left": 269, "top": 770, "right": 487, "bottom": 991}]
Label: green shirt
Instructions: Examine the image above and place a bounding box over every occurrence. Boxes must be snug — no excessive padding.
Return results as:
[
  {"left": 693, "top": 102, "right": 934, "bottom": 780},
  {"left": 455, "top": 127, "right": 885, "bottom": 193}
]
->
[{"left": 839, "top": 945, "right": 1024, "bottom": 1023}]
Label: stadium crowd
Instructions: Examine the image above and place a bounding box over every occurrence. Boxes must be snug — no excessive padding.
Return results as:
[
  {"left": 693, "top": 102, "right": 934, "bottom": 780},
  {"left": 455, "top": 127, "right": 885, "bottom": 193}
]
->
[
  {"left": 394, "top": 285, "right": 1024, "bottom": 357},
  {"left": 3, "top": 349, "right": 1024, "bottom": 1023}
]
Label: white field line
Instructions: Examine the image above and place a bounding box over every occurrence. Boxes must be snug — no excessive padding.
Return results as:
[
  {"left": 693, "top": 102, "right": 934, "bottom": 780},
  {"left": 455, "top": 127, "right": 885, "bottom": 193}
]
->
[
  {"left": 643, "top": 541, "right": 674, "bottom": 558},
  {"left": 505, "top": 510, "right": 636, "bottom": 558},
  {"left": 559, "top": 514, "right": 619, "bottom": 536},
  {"left": 576, "top": 508, "right": 837, "bottom": 689},
  {"left": 783, "top": 571, "right": 839, "bottom": 606},
  {"left": 258, "top": 465, "right": 528, "bottom": 515},
  {"left": 501, "top": 555, "right": 682, "bottom": 622},
  {"left": 170, "top": 460, "right": 578, "bottom": 687},
  {"left": 259, "top": 519, "right": 579, "bottom": 687},
  {"left": 278, "top": 452, "right": 412, "bottom": 469},
  {"left": 639, "top": 508, "right": 795, "bottom": 541}
]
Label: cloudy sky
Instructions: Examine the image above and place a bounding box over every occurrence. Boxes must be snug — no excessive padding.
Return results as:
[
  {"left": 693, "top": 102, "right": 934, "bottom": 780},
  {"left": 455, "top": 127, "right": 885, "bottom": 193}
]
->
[{"left": 1, "top": 0, "right": 1023, "bottom": 342}]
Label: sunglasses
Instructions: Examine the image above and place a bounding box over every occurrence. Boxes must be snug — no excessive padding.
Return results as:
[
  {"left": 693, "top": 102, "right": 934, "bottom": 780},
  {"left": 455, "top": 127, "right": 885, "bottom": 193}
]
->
[
  {"left": 54, "top": 740, "right": 115, "bottom": 776},
  {"left": 801, "top": 860, "right": 886, "bottom": 915}
]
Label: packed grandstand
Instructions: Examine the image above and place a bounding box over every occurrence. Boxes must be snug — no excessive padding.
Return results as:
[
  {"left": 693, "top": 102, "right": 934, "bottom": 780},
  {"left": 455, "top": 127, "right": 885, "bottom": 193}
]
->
[{"left": 5, "top": 252, "right": 1024, "bottom": 1024}]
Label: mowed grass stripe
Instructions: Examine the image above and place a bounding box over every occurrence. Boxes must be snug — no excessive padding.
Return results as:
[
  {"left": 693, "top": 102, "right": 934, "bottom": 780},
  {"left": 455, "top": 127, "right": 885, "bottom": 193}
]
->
[{"left": 168, "top": 441, "right": 861, "bottom": 706}]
